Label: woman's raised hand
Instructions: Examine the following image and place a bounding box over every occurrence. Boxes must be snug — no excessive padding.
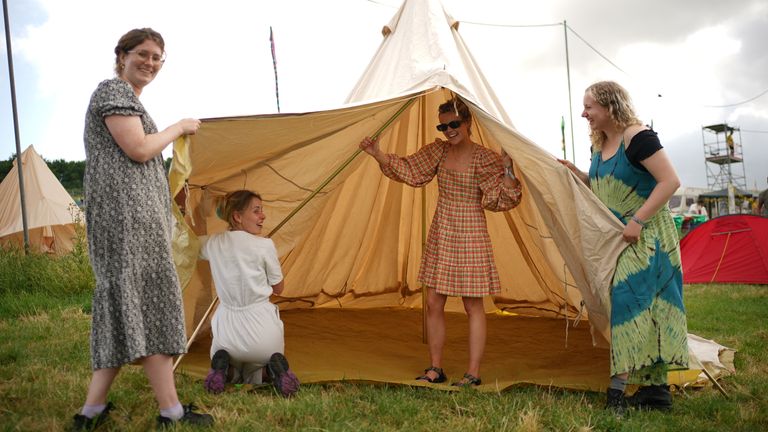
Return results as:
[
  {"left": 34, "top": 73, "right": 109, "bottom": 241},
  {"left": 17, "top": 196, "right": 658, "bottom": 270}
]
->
[
  {"left": 557, "top": 158, "right": 590, "bottom": 186},
  {"left": 177, "top": 118, "right": 201, "bottom": 136},
  {"left": 557, "top": 158, "right": 577, "bottom": 174},
  {"left": 359, "top": 136, "right": 380, "bottom": 156}
]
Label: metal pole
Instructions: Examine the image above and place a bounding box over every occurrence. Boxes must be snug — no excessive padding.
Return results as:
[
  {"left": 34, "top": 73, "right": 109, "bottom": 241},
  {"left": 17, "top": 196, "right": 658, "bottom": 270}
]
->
[
  {"left": 563, "top": 20, "right": 576, "bottom": 163},
  {"left": 2, "top": 0, "right": 30, "bottom": 254}
]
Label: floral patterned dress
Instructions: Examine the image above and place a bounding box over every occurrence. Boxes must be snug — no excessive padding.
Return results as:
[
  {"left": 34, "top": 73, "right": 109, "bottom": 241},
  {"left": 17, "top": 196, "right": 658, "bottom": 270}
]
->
[
  {"left": 382, "top": 141, "right": 522, "bottom": 297},
  {"left": 589, "top": 138, "right": 689, "bottom": 384},
  {"left": 83, "top": 78, "right": 186, "bottom": 369}
]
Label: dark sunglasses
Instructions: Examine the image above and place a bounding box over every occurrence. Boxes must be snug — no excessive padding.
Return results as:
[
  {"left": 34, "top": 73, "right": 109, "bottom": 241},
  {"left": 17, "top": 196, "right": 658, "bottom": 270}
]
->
[{"left": 436, "top": 120, "right": 463, "bottom": 132}]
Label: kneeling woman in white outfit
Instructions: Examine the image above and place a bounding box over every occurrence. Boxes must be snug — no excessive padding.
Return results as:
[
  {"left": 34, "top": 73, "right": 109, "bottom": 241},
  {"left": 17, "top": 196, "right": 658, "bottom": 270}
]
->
[{"left": 199, "top": 190, "right": 299, "bottom": 397}]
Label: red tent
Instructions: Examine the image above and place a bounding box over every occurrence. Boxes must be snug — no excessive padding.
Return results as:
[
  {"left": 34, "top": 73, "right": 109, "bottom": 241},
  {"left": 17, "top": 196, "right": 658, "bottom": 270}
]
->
[{"left": 680, "top": 215, "right": 768, "bottom": 284}]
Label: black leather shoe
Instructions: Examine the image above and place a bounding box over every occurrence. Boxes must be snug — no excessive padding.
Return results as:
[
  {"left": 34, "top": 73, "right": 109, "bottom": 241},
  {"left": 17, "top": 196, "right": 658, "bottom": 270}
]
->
[
  {"left": 156, "top": 404, "right": 214, "bottom": 429},
  {"left": 605, "top": 388, "right": 628, "bottom": 415},
  {"left": 627, "top": 384, "right": 673, "bottom": 410},
  {"left": 70, "top": 402, "right": 114, "bottom": 431}
]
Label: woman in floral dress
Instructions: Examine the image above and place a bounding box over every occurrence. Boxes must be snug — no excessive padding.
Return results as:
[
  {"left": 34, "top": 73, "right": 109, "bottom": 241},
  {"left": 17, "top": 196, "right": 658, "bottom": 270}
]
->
[
  {"left": 359, "top": 97, "right": 522, "bottom": 387},
  {"left": 72, "top": 28, "right": 212, "bottom": 430}
]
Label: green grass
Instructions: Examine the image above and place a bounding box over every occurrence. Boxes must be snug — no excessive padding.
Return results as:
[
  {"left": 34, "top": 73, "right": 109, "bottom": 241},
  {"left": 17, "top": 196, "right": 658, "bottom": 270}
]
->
[{"left": 0, "top": 248, "right": 766, "bottom": 431}]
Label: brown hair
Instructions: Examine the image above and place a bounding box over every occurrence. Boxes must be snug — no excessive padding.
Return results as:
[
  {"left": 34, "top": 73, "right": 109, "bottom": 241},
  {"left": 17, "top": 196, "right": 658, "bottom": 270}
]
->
[
  {"left": 438, "top": 97, "right": 472, "bottom": 122},
  {"left": 437, "top": 97, "right": 472, "bottom": 136},
  {"left": 217, "top": 190, "right": 262, "bottom": 230},
  {"left": 585, "top": 81, "right": 643, "bottom": 150},
  {"left": 114, "top": 28, "right": 165, "bottom": 75}
]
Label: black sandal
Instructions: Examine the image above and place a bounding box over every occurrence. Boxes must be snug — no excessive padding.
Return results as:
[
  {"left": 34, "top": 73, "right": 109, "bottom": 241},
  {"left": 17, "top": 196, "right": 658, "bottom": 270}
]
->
[
  {"left": 451, "top": 373, "right": 481, "bottom": 387},
  {"left": 71, "top": 402, "right": 114, "bottom": 431},
  {"left": 415, "top": 366, "right": 447, "bottom": 383}
]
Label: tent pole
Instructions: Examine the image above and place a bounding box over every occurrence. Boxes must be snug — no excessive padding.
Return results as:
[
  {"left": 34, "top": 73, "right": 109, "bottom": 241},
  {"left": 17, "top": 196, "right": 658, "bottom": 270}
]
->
[
  {"left": 173, "top": 296, "right": 219, "bottom": 372},
  {"left": 3, "top": 0, "right": 30, "bottom": 254},
  {"left": 701, "top": 365, "right": 729, "bottom": 398},
  {"left": 421, "top": 184, "right": 427, "bottom": 343},
  {"left": 563, "top": 20, "right": 576, "bottom": 163},
  {"left": 420, "top": 94, "right": 430, "bottom": 344},
  {"left": 268, "top": 96, "right": 417, "bottom": 237}
]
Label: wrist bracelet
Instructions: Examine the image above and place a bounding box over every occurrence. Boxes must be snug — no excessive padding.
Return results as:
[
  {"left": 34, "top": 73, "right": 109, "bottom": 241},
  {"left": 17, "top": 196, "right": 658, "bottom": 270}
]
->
[
  {"left": 505, "top": 166, "right": 516, "bottom": 180},
  {"left": 631, "top": 215, "right": 646, "bottom": 227}
]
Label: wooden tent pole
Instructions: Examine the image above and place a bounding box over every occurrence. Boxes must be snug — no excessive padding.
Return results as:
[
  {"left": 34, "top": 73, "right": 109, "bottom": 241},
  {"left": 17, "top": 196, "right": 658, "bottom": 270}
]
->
[
  {"left": 701, "top": 364, "right": 729, "bottom": 398},
  {"left": 173, "top": 296, "right": 219, "bottom": 372},
  {"left": 420, "top": 94, "right": 431, "bottom": 344},
  {"left": 421, "top": 186, "right": 427, "bottom": 343}
]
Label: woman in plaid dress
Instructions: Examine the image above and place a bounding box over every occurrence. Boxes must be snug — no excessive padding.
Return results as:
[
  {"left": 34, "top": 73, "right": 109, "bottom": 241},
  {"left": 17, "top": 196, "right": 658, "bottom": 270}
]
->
[{"left": 359, "top": 98, "right": 522, "bottom": 387}]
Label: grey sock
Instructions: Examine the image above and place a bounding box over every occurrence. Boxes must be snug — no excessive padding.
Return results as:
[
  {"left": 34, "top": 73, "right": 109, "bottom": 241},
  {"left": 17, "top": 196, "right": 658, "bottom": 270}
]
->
[
  {"left": 609, "top": 375, "right": 627, "bottom": 392},
  {"left": 160, "top": 403, "right": 184, "bottom": 421},
  {"left": 81, "top": 403, "right": 106, "bottom": 419}
]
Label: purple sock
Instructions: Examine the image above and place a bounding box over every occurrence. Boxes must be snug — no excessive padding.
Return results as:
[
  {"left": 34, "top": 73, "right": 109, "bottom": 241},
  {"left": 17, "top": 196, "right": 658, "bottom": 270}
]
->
[
  {"left": 81, "top": 403, "right": 106, "bottom": 419},
  {"left": 160, "top": 402, "right": 184, "bottom": 421}
]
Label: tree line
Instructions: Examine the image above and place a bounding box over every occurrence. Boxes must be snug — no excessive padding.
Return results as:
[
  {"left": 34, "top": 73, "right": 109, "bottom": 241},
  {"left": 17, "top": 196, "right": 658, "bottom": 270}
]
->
[
  {"left": 0, "top": 155, "right": 173, "bottom": 198},
  {"left": 0, "top": 155, "right": 85, "bottom": 195}
]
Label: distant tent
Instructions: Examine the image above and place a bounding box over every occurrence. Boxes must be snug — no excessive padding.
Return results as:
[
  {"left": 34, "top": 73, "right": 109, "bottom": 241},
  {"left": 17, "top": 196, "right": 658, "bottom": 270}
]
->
[
  {"left": 698, "top": 188, "right": 753, "bottom": 199},
  {"left": 681, "top": 215, "right": 768, "bottom": 284},
  {"left": 0, "top": 145, "right": 83, "bottom": 254}
]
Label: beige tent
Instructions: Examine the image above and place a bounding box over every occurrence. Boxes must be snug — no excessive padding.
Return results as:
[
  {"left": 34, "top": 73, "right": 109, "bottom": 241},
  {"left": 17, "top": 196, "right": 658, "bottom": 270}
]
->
[
  {"left": 170, "top": 0, "right": 728, "bottom": 391},
  {"left": 0, "top": 145, "right": 83, "bottom": 254}
]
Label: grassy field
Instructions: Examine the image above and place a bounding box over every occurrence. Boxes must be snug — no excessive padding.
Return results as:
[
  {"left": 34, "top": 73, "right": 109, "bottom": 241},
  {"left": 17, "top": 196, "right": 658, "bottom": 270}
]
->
[{"left": 0, "top": 248, "right": 766, "bottom": 431}]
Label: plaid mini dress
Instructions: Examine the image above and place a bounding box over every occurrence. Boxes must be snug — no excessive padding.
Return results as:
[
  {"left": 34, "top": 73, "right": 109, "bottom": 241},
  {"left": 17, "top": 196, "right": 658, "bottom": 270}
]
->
[{"left": 382, "top": 141, "right": 521, "bottom": 297}]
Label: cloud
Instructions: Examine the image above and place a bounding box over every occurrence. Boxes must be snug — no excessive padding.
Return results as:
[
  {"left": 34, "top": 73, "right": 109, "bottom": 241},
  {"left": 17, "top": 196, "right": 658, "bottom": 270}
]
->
[{"left": 2, "top": 0, "right": 767, "bottom": 190}]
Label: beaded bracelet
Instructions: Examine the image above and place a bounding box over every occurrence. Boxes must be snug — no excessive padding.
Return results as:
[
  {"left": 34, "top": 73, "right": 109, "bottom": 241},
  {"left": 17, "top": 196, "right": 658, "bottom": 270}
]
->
[
  {"left": 504, "top": 166, "right": 516, "bottom": 180},
  {"left": 631, "top": 215, "right": 646, "bottom": 227}
]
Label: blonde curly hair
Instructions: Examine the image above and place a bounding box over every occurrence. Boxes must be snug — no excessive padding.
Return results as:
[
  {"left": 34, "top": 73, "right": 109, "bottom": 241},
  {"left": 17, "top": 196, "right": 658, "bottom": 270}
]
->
[{"left": 585, "top": 81, "right": 643, "bottom": 151}]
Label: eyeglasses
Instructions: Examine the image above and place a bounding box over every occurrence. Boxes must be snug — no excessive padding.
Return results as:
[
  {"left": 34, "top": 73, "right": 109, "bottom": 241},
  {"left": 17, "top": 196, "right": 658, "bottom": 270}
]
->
[
  {"left": 127, "top": 50, "right": 166, "bottom": 64},
  {"left": 436, "top": 120, "right": 463, "bottom": 132}
]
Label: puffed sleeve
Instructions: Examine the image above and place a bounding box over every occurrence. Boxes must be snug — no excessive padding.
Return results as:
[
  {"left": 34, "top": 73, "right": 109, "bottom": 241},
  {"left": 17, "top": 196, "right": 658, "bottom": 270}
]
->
[
  {"left": 476, "top": 147, "right": 522, "bottom": 212},
  {"left": 90, "top": 78, "right": 144, "bottom": 119},
  {"left": 380, "top": 140, "right": 446, "bottom": 188}
]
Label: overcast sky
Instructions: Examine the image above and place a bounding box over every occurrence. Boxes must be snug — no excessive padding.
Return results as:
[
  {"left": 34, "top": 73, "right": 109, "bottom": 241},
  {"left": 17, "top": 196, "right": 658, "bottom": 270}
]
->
[{"left": 1, "top": 0, "right": 767, "bottom": 190}]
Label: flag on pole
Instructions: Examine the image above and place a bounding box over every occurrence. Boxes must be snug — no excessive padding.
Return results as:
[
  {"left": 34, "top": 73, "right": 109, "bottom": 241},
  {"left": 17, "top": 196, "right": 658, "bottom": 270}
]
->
[
  {"left": 560, "top": 116, "right": 566, "bottom": 159},
  {"left": 270, "top": 26, "right": 280, "bottom": 113}
]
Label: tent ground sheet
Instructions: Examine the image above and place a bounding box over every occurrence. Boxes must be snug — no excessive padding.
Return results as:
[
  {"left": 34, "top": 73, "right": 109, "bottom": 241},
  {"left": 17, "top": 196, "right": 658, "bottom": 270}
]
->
[{"left": 177, "top": 308, "right": 615, "bottom": 392}]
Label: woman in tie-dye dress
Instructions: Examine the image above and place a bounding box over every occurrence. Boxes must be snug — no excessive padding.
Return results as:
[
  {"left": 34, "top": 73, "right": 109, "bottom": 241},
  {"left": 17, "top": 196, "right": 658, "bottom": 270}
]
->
[{"left": 560, "top": 81, "right": 688, "bottom": 412}]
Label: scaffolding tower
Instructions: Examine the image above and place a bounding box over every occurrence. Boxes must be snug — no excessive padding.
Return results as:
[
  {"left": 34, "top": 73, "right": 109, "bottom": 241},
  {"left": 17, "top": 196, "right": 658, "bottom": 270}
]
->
[{"left": 702, "top": 123, "right": 746, "bottom": 190}]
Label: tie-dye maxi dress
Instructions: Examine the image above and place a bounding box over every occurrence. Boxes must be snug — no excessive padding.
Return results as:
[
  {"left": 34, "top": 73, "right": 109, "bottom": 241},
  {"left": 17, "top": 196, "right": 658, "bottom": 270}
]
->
[{"left": 589, "top": 139, "right": 689, "bottom": 385}]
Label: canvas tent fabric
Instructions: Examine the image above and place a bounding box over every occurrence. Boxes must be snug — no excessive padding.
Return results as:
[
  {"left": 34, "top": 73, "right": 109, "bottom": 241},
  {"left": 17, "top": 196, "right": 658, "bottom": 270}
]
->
[
  {"left": 680, "top": 215, "right": 768, "bottom": 284},
  {"left": 170, "top": 0, "right": 718, "bottom": 391},
  {"left": 0, "top": 145, "right": 83, "bottom": 254}
]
